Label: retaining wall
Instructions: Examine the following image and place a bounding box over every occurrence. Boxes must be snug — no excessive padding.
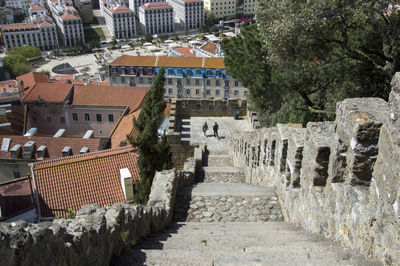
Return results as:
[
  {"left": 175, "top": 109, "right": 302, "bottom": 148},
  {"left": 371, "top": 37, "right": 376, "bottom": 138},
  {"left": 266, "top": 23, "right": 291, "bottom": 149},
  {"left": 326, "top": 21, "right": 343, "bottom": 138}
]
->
[
  {"left": 227, "top": 74, "right": 400, "bottom": 265},
  {"left": 0, "top": 146, "right": 204, "bottom": 266}
]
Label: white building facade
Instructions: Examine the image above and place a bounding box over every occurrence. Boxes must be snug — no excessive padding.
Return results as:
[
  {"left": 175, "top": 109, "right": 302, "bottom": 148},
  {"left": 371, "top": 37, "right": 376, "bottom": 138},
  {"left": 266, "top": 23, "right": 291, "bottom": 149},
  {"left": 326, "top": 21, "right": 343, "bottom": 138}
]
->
[
  {"left": 100, "top": 0, "right": 135, "bottom": 39},
  {"left": 49, "top": 1, "right": 85, "bottom": 48},
  {"left": 5, "top": 0, "right": 29, "bottom": 14},
  {"left": 138, "top": 2, "right": 173, "bottom": 35},
  {"left": 167, "top": 0, "right": 204, "bottom": 30},
  {"left": 204, "top": 0, "right": 257, "bottom": 19}
]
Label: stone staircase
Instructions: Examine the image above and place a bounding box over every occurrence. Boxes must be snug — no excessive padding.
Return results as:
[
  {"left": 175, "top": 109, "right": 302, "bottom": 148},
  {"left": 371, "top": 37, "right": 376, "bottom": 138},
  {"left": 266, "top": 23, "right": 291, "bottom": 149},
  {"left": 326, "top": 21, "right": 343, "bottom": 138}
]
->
[{"left": 113, "top": 145, "right": 380, "bottom": 265}]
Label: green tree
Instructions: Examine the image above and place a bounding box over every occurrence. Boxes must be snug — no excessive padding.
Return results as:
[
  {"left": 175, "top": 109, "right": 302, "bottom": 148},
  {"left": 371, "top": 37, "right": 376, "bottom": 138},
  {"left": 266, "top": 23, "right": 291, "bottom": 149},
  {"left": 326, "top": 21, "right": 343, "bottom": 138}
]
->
[
  {"left": 8, "top": 46, "right": 41, "bottom": 60},
  {"left": 223, "top": 1, "right": 400, "bottom": 126},
  {"left": 144, "top": 33, "right": 153, "bottom": 43},
  {"left": 205, "top": 10, "right": 218, "bottom": 26},
  {"left": 127, "top": 68, "right": 172, "bottom": 204},
  {"left": 3, "top": 54, "right": 32, "bottom": 78}
]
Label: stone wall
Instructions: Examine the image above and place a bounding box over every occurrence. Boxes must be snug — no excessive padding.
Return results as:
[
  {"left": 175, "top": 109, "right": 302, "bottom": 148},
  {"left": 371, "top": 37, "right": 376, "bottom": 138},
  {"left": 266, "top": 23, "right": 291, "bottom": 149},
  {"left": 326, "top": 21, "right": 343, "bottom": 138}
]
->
[
  {"left": 0, "top": 146, "right": 204, "bottom": 266},
  {"left": 175, "top": 98, "right": 247, "bottom": 118},
  {"left": 227, "top": 74, "right": 400, "bottom": 265}
]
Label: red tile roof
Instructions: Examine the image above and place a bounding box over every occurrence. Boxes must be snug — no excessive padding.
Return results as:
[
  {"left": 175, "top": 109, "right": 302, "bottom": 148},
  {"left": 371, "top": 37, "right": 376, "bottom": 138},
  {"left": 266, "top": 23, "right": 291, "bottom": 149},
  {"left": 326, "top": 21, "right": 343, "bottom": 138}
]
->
[
  {"left": 141, "top": 2, "right": 172, "bottom": 10},
  {"left": 110, "top": 55, "right": 226, "bottom": 69},
  {"left": 32, "top": 146, "right": 140, "bottom": 217},
  {"left": 0, "top": 80, "right": 18, "bottom": 93},
  {"left": 72, "top": 84, "right": 148, "bottom": 113},
  {"left": 1, "top": 23, "right": 39, "bottom": 31},
  {"left": 0, "top": 177, "right": 33, "bottom": 219},
  {"left": 110, "top": 5, "right": 133, "bottom": 13},
  {"left": 30, "top": 4, "right": 44, "bottom": 11},
  {"left": 111, "top": 109, "right": 141, "bottom": 148},
  {"left": 22, "top": 83, "right": 73, "bottom": 103},
  {"left": 16, "top": 72, "right": 50, "bottom": 94},
  {"left": 39, "top": 21, "right": 54, "bottom": 26},
  {"left": 173, "top": 47, "right": 196, "bottom": 57},
  {"left": 0, "top": 135, "right": 103, "bottom": 160},
  {"left": 200, "top": 42, "right": 217, "bottom": 55}
]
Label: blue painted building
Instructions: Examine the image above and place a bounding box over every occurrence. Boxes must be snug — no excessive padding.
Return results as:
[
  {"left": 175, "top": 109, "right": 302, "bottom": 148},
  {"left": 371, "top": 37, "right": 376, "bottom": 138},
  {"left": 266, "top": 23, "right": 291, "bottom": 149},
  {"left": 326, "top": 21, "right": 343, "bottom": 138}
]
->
[{"left": 109, "top": 55, "right": 248, "bottom": 99}]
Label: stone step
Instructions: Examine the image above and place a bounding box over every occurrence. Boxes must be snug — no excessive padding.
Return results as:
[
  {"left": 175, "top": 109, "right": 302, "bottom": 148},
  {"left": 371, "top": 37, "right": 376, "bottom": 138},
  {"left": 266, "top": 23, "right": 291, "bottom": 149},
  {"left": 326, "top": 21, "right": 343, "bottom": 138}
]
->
[
  {"left": 202, "top": 166, "right": 245, "bottom": 183},
  {"left": 205, "top": 154, "right": 233, "bottom": 167},
  {"left": 174, "top": 184, "right": 282, "bottom": 222},
  {"left": 114, "top": 222, "right": 380, "bottom": 266}
]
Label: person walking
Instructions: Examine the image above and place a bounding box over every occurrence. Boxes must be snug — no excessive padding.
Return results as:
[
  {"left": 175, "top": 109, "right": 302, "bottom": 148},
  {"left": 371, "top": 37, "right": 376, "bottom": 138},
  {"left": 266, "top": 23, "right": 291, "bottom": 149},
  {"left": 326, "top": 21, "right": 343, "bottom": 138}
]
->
[
  {"left": 202, "top": 121, "right": 208, "bottom": 136},
  {"left": 213, "top": 122, "right": 219, "bottom": 138}
]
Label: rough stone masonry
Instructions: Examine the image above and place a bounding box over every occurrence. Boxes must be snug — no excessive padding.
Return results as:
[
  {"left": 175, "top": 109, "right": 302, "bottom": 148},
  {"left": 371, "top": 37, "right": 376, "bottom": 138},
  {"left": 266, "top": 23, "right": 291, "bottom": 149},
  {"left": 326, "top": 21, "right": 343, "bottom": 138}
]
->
[{"left": 228, "top": 73, "right": 400, "bottom": 265}]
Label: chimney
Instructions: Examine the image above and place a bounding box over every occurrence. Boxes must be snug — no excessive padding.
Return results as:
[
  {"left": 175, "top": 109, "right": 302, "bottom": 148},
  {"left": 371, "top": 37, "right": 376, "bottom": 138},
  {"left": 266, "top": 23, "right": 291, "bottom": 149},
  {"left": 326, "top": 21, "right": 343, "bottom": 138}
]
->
[
  {"left": 22, "top": 141, "right": 36, "bottom": 159},
  {"left": 37, "top": 145, "right": 48, "bottom": 159},
  {"left": 83, "top": 130, "right": 94, "bottom": 139},
  {"left": 120, "top": 168, "right": 134, "bottom": 203},
  {"left": 24, "top": 128, "right": 38, "bottom": 137},
  {"left": 79, "top": 146, "right": 89, "bottom": 154},
  {"left": 62, "top": 146, "right": 72, "bottom": 157},
  {"left": 1, "top": 137, "right": 11, "bottom": 152},
  {"left": 53, "top": 129, "right": 66, "bottom": 138},
  {"left": 10, "top": 144, "right": 22, "bottom": 159}
]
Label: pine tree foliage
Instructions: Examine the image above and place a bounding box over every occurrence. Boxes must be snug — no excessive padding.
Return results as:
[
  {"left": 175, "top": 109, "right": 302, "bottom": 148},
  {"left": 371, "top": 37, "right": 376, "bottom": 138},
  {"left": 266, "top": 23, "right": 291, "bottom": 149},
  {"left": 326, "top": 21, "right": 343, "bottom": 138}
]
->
[
  {"left": 127, "top": 68, "right": 173, "bottom": 204},
  {"left": 222, "top": 1, "right": 400, "bottom": 126}
]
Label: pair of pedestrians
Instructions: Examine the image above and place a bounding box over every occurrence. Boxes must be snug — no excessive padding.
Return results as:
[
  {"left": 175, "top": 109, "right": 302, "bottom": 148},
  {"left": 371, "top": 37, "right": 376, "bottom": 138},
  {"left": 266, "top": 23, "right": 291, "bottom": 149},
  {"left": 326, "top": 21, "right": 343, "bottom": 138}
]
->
[{"left": 202, "top": 122, "right": 219, "bottom": 138}]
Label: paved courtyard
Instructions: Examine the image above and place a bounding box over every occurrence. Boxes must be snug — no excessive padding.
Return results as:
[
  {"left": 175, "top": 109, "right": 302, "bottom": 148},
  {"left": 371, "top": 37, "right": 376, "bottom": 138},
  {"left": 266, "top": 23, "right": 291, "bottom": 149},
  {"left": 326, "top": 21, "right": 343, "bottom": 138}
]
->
[{"left": 180, "top": 116, "right": 252, "bottom": 152}]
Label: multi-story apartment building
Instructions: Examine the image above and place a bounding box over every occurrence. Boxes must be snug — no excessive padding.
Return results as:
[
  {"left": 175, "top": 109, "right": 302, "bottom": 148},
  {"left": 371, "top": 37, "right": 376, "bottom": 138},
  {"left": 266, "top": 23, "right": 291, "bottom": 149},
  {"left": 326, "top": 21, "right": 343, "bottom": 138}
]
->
[
  {"left": 48, "top": 0, "right": 85, "bottom": 47},
  {"left": 0, "top": 7, "right": 14, "bottom": 24},
  {"left": 100, "top": 0, "right": 135, "bottom": 39},
  {"left": 5, "top": 0, "right": 29, "bottom": 14},
  {"left": 128, "top": 0, "right": 158, "bottom": 14},
  {"left": 167, "top": 0, "right": 204, "bottom": 30},
  {"left": 1, "top": 2, "right": 59, "bottom": 51},
  {"left": 204, "top": 0, "right": 257, "bottom": 19},
  {"left": 138, "top": 2, "right": 174, "bottom": 35},
  {"left": 109, "top": 55, "right": 248, "bottom": 99}
]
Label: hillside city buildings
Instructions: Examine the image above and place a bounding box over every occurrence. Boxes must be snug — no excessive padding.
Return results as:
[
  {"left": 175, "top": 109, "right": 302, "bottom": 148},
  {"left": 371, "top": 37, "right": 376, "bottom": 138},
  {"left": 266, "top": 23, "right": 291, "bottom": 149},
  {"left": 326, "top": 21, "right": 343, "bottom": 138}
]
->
[
  {"left": 138, "top": 2, "right": 174, "bottom": 35},
  {"left": 167, "top": 0, "right": 204, "bottom": 30},
  {"left": 204, "top": 0, "right": 258, "bottom": 19},
  {"left": 109, "top": 55, "right": 248, "bottom": 99},
  {"left": 100, "top": 0, "right": 136, "bottom": 39}
]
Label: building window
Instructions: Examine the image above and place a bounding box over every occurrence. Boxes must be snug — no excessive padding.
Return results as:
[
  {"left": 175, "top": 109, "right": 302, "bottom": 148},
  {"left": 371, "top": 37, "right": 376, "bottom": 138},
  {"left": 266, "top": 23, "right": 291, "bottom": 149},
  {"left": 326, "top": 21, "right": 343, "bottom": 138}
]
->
[
  {"left": 216, "top": 80, "right": 220, "bottom": 86},
  {"left": 168, "top": 88, "right": 173, "bottom": 94},
  {"left": 112, "top": 77, "right": 116, "bottom": 83},
  {"left": 234, "top": 90, "right": 239, "bottom": 96},
  {"left": 196, "top": 89, "right": 200, "bottom": 95},
  {"left": 108, "top": 114, "right": 114, "bottom": 122},
  {"left": 96, "top": 114, "right": 102, "bottom": 122},
  {"left": 46, "top": 115, "right": 52, "bottom": 124},
  {"left": 186, "top": 79, "right": 190, "bottom": 85},
  {"left": 177, "top": 69, "right": 182, "bottom": 75},
  {"left": 235, "top": 80, "right": 239, "bottom": 86},
  {"left": 12, "top": 168, "right": 20, "bottom": 179},
  {"left": 168, "top": 69, "right": 173, "bottom": 75},
  {"left": 224, "top": 80, "right": 230, "bottom": 87},
  {"left": 196, "top": 69, "right": 200, "bottom": 75},
  {"left": 32, "top": 115, "right": 38, "bottom": 124},
  {"left": 195, "top": 79, "right": 200, "bottom": 85},
  {"left": 168, "top": 78, "right": 172, "bottom": 84},
  {"left": 148, "top": 78, "right": 152, "bottom": 84},
  {"left": 177, "top": 79, "right": 182, "bottom": 85},
  {"left": 186, "top": 89, "right": 190, "bottom": 95},
  {"left": 178, "top": 88, "right": 182, "bottom": 95},
  {"left": 216, "top": 90, "right": 220, "bottom": 96},
  {"left": 207, "top": 69, "right": 212, "bottom": 75},
  {"left": 244, "top": 91, "right": 248, "bottom": 97},
  {"left": 121, "top": 77, "right": 125, "bottom": 83},
  {"left": 206, "top": 80, "right": 210, "bottom": 86},
  {"left": 139, "top": 77, "right": 143, "bottom": 84},
  {"left": 60, "top": 116, "right": 65, "bottom": 124},
  {"left": 206, "top": 89, "right": 210, "bottom": 95},
  {"left": 84, "top": 113, "right": 90, "bottom": 121}
]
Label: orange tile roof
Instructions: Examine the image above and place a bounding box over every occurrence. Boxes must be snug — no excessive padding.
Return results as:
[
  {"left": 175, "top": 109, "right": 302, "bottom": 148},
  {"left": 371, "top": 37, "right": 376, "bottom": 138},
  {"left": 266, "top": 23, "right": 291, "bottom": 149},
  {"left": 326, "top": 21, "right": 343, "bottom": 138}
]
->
[
  {"left": 72, "top": 84, "right": 148, "bottom": 113},
  {"left": 173, "top": 47, "right": 196, "bottom": 57},
  {"left": 141, "top": 2, "right": 172, "bottom": 10},
  {"left": 1, "top": 23, "right": 39, "bottom": 31},
  {"left": 0, "top": 80, "right": 18, "bottom": 93},
  {"left": 30, "top": 4, "right": 44, "bottom": 11},
  {"left": 203, "top": 57, "right": 225, "bottom": 68},
  {"left": 22, "top": 83, "right": 73, "bottom": 103},
  {"left": 111, "top": 109, "right": 141, "bottom": 148},
  {"left": 110, "top": 5, "right": 133, "bottom": 13},
  {"left": 110, "top": 55, "right": 157, "bottom": 66},
  {"left": 60, "top": 12, "right": 80, "bottom": 20},
  {"left": 0, "top": 135, "right": 103, "bottom": 160},
  {"left": 200, "top": 42, "right": 217, "bottom": 55},
  {"left": 110, "top": 55, "right": 226, "bottom": 69},
  {"left": 32, "top": 146, "right": 140, "bottom": 217},
  {"left": 16, "top": 72, "right": 50, "bottom": 92},
  {"left": 39, "top": 21, "right": 54, "bottom": 26}
]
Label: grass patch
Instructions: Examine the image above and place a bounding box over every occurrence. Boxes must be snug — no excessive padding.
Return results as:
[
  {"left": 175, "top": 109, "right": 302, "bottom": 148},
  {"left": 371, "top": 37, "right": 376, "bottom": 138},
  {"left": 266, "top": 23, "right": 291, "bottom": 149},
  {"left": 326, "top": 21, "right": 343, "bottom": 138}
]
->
[{"left": 84, "top": 27, "right": 105, "bottom": 42}]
